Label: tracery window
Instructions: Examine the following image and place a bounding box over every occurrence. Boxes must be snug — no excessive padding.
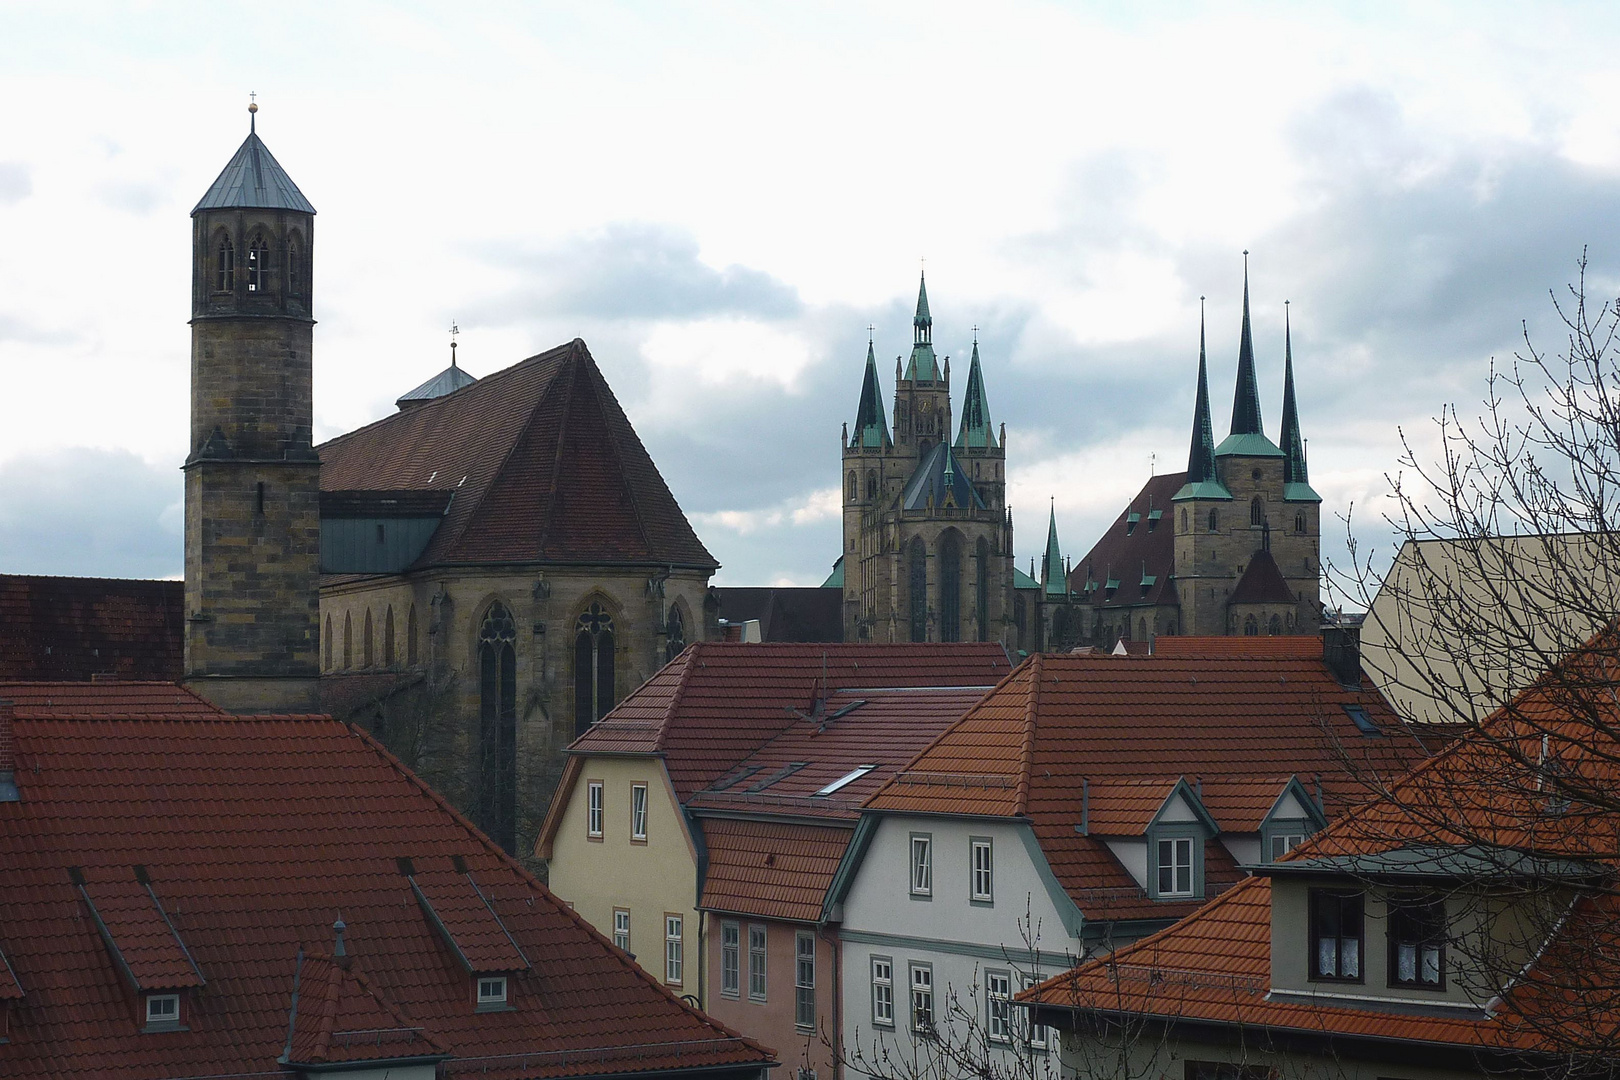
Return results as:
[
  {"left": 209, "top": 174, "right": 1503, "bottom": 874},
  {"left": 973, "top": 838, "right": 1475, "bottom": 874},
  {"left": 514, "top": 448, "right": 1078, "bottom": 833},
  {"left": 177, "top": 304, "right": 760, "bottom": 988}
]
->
[
  {"left": 342, "top": 612, "right": 352, "bottom": 670},
  {"left": 1250, "top": 497, "right": 1266, "bottom": 527},
  {"left": 406, "top": 604, "right": 418, "bottom": 666},
  {"left": 246, "top": 234, "right": 268, "bottom": 293},
  {"left": 665, "top": 604, "right": 686, "bottom": 664},
  {"left": 215, "top": 234, "right": 234, "bottom": 292},
  {"left": 1244, "top": 614, "right": 1259, "bottom": 636},
  {"left": 866, "top": 470, "right": 878, "bottom": 500},
  {"left": 574, "top": 602, "right": 616, "bottom": 736},
  {"left": 975, "top": 537, "right": 990, "bottom": 642},
  {"left": 286, "top": 236, "right": 300, "bottom": 296},
  {"left": 847, "top": 471, "right": 857, "bottom": 501},
  {"left": 907, "top": 538, "right": 927, "bottom": 643},
  {"left": 938, "top": 533, "right": 962, "bottom": 643},
  {"left": 384, "top": 606, "right": 395, "bottom": 667},
  {"left": 362, "top": 610, "right": 374, "bottom": 668},
  {"left": 477, "top": 602, "right": 519, "bottom": 853},
  {"left": 1207, "top": 508, "right": 1218, "bottom": 532},
  {"left": 1269, "top": 615, "right": 1282, "bottom": 636}
]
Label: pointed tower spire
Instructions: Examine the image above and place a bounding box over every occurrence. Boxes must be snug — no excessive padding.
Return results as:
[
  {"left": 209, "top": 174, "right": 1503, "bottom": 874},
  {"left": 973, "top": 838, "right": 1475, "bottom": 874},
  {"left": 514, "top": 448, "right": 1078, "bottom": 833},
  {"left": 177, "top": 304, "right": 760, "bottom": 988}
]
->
[
  {"left": 1175, "top": 298, "right": 1234, "bottom": 502},
  {"left": 903, "top": 271, "right": 940, "bottom": 381},
  {"left": 1230, "top": 251, "right": 1264, "bottom": 437},
  {"left": 1278, "top": 301, "right": 1321, "bottom": 501},
  {"left": 1043, "top": 500, "right": 1065, "bottom": 597},
  {"left": 954, "top": 339, "right": 997, "bottom": 449},
  {"left": 852, "top": 338, "right": 893, "bottom": 449}
]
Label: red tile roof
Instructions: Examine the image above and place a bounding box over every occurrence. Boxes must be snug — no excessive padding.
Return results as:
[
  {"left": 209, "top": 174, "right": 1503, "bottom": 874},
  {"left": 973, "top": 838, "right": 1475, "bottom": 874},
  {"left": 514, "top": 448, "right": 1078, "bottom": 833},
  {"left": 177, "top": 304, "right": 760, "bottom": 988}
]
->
[
  {"left": 286, "top": 953, "right": 449, "bottom": 1067},
  {"left": 73, "top": 868, "right": 204, "bottom": 990},
  {"left": 0, "top": 681, "right": 220, "bottom": 718},
  {"left": 699, "top": 820, "right": 853, "bottom": 923},
  {"left": 1228, "top": 546, "right": 1297, "bottom": 604},
  {"left": 1069, "top": 473, "right": 1184, "bottom": 611},
  {"left": 0, "top": 684, "right": 772, "bottom": 1079},
  {"left": 1022, "top": 638, "right": 1620, "bottom": 1056},
  {"left": 318, "top": 339, "right": 717, "bottom": 570},
  {"left": 0, "top": 575, "right": 183, "bottom": 681},
  {"left": 864, "top": 642, "right": 1427, "bottom": 921}
]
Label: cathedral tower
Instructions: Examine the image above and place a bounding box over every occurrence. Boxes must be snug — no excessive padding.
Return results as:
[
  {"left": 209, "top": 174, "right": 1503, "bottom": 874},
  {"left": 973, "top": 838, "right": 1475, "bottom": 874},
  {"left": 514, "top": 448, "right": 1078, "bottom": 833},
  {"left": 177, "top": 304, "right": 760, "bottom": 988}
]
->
[
  {"left": 183, "top": 104, "right": 322, "bottom": 711},
  {"left": 841, "top": 276, "right": 1013, "bottom": 644}
]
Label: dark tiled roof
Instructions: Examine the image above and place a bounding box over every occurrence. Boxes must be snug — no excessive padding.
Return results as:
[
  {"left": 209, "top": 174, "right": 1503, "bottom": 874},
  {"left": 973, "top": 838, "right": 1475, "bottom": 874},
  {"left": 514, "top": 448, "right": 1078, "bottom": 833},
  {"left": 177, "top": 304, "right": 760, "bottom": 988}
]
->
[
  {"left": 901, "top": 442, "right": 985, "bottom": 511},
  {"left": 318, "top": 340, "right": 717, "bottom": 570},
  {"left": 0, "top": 685, "right": 772, "bottom": 1078},
  {"left": 0, "top": 575, "right": 183, "bottom": 682},
  {"left": 1070, "top": 473, "right": 1185, "bottom": 611},
  {"left": 1227, "top": 546, "right": 1297, "bottom": 605},
  {"left": 714, "top": 587, "right": 843, "bottom": 642},
  {"left": 864, "top": 641, "right": 1426, "bottom": 921},
  {"left": 286, "top": 953, "right": 449, "bottom": 1067},
  {"left": 192, "top": 131, "right": 315, "bottom": 214}
]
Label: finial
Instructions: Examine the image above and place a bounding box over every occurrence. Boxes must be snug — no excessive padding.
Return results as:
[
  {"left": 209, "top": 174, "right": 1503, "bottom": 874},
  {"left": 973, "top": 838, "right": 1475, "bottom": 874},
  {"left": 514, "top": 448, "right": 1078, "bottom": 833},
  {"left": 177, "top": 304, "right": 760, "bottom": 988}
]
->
[
  {"left": 333, "top": 914, "right": 348, "bottom": 959},
  {"left": 867, "top": 323, "right": 875, "bottom": 345},
  {"left": 449, "top": 322, "right": 460, "bottom": 367},
  {"left": 972, "top": 324, "right": 978, "bottom": 345},
  {"left": 248, "top": 91, "right": 258, "bottom": 133}
]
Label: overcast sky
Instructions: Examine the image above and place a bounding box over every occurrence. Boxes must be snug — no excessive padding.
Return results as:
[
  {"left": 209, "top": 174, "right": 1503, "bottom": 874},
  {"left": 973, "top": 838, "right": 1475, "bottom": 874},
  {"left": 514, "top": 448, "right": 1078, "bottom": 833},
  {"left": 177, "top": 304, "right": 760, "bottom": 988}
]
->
[{"left": 3, "top": 2, "right": 1619, "bottom": 591}]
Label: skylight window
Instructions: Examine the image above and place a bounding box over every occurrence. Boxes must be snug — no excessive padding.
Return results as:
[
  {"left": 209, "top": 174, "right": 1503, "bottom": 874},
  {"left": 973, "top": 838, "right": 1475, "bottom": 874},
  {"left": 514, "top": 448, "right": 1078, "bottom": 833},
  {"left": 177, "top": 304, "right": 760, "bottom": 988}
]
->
[
  {"left": 814, "top": 765, "right": 878, "bottom": 797},
  {"left": 1343, "top": 704, "right": 1381, "bottom": 736}
]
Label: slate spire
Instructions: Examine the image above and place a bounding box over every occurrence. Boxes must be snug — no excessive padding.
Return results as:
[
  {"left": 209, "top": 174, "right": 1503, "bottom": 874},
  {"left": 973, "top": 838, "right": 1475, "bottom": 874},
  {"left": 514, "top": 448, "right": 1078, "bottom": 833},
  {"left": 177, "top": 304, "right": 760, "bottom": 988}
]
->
[
  {"left": 904, "top": 271, "right": 940, "bottom": 381},
  {"left": 1279, "top": 302, "right": 1306, "bottom": 485},
  {"left": 852, "top": 338, "right": 893, "bottom": 448},
  {"left": 1042, "top": 500, "right": 1066, "bottom": 597},
  {"left": 1229, "top": 252, "right": 1264, "bottom": 437},
  {"left": 1187, "top": 299, "right": 1216, "bottom": 484},
  {"left": 954, "top": 338, "right": 996, "bottom": 449}
]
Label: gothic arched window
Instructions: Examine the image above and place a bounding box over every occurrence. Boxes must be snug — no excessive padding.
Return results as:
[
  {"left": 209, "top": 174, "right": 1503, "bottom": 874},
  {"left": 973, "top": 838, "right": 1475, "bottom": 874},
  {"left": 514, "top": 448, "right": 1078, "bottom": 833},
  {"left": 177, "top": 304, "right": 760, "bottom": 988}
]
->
[
  {"left": 363, "top": 610, "right": 374, "bottom": 668},
  {"left": 908, "top": 538, "right": 928, "bottom": 643},
  {"left": 866, "top": 470, "right": 878, "bottom": 500},
  {"left": 1244, "top": 614, "right": 1259, "bottom": 636},
  {"left": 286, "top": 235, "right": 300, "bottom": 296},
  {"left": 384, "top": 606, "right": 395, "bottom": 667},
  {"left": 215, "top": 234, "right": 234, "bottom": 292},
  {"left": 1269, "top": 614, "right": 1283, "bottom": 636},
  {"left": 939, "top": 533, "right": 962, "bottom": 643},
  {"left": 342, "top": 612, "right": 353, "bottom": 670},
  {"left": 665, "top": 604, "right": 686, "bottom": 664},
  {"left": 1295, "top": 511, "right": 1306, "bottom": 534},
  {"left": 1250, "top": 497, "right": 1266, "bottom": 527},
  {"left": 975, "top": 537, "right": 990, "bottom": 643},
  {"left": 574, "top": 602, "right": 616, "bottom": 736},
  {"left": 1207, "top": 508, "right": 1219, "bottom": 533},
  {"left": 247, "top": 234, "right": 268, "bottom": 293},
  {"left": 1180, "top": 509, "right": 1188, "bottom": 533},
  {"left": 1139, "top": 618, "right": 1148, "bottom": 641},
  {"left": 477, "top": 602, "right": 518, "bottom": 853},
  {"left": 406, "top": 604, "right": 418, "bottom": 666},
  {"left": 847, "top": 471, "right": 857, "bottom": 501},
  {"left": 324, "top": 614, "right": 333, "bottom": 671}
]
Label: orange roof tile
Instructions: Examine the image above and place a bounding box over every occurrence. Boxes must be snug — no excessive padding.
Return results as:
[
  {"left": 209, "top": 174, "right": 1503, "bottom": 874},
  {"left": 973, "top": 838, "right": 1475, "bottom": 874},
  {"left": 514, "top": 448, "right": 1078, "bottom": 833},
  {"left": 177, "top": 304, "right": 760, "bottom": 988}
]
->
[
  {"left": 698, "top": 820, "right": 853, "bottom": 923},
  {"left": 286, "top": 953, "right": 449, "bottom": 1067},
  {"left": 0, "top": 683, "right": 773, "bottom": 1078}
]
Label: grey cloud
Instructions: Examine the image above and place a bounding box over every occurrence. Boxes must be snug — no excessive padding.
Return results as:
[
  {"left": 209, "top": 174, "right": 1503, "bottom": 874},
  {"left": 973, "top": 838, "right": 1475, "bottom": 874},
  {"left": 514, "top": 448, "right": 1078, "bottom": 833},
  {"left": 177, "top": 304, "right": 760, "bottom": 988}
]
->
[
  {"left": 0, "top": 162, "right": 30, "bottom": 204},
  {"left": 0, "top": 448, "right": 181, "bottom": 578},
  {"left": 96, "top": 178, "right": 170, "bottom": 215},
  {"left": 469, "top": 222, "right": 803, "bottom": 325}
]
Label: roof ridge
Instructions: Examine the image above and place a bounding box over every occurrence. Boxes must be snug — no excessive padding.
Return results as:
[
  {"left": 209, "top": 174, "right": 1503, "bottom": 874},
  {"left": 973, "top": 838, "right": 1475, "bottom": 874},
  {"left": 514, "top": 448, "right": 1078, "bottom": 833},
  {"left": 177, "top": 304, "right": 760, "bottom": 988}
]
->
[
  {"left": 579, "top": 344, "right": 663, "bottom": 558},
  {"left": 532, "top": 341, "right": 583, "bottom": 557},
  {"left": 652, "top": 646, "right": 699, "bottom": 755},
  {"left": 1015, "top": 653, "right": 1043, "bottom": 815}
]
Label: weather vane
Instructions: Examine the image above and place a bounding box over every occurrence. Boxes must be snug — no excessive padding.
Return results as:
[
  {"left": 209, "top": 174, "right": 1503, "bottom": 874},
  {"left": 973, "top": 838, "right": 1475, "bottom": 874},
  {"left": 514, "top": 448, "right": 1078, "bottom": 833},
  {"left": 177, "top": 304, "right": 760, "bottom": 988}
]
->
[{"left": 450, "top": 322, "right": 459, "bottom": 365}]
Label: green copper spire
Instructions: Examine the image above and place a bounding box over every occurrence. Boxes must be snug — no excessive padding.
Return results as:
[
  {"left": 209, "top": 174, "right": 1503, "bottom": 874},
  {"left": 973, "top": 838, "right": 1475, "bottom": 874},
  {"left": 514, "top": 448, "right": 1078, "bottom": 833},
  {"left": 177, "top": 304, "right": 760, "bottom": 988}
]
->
[
  {"left": 954, "top": 338, "right": 996, "bottom": 449},
  {"left": 852, "top": 337, "right": 893, "bottom": 449},
  {"left": 903, "top": 271, "right": 941, "bottom": 381},
  {"left": 1176, "top": 299, "right": 1234, "bottom": 501},
  {"left": 1042, "top": 500, "right": 1066, "bottom": 597},
  {"left": 1279, "top": 302, "right": 1321, "bottom": 502},
  {"left": 1230, "top": 252, "right": 1263, "bottom": 436}
]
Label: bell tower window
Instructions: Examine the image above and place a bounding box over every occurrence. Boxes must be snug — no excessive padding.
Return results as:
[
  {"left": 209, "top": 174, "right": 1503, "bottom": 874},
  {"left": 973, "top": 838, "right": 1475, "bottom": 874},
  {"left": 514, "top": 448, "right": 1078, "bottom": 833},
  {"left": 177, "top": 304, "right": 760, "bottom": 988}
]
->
[
  {"left": 287, "top": 237, "right": 300, "bottom": 296},
  {"left": 247, "top": 235, "right": 268, "bottom": 293},
  {"left": 215, "top": 235, "right": 234, "bottom": 292}
]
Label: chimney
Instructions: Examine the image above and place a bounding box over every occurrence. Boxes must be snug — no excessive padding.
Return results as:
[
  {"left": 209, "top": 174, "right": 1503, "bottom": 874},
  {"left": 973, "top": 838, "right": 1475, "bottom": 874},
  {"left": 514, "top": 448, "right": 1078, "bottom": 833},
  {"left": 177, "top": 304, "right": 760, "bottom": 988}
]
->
[
  {"left": 0, "top": 700, "right": 16, "bottom": 802},
  {"left": 1322, "top": 626, "right": 1361, "bottom": 688}
]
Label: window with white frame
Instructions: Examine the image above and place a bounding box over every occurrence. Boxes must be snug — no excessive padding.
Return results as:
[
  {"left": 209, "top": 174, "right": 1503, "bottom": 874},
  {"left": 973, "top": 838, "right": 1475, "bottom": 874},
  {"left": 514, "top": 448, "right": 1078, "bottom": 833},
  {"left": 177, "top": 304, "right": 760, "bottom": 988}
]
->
[
  {"left": 1156, "top": 836, "right": 1194, "bottom": 896},
  {"left": 1270, "top": 831, "right": 1304, "bottom": 860},
  {"left": 870, "top": 956, "right": 894, "bottom": 1026},
  {"left": 613, "top": 908, "right": 630, "bottom": 952},
  {"left": 477, "top": 975, "right": 508, "bottom": 1008},
  {"left": 587, "top": 781, "right": 604, "bottom": 838},
  {"left": 632, "top": 784, "right": 649, "bottom": 840},
  {"left": 910, "top": 963, "right": 934, "bottom": 1034},
  {"left": 144, "top": 993, "right": 180, "bottom": 1029},
  {"left": 721, "top": 921, "right": 741, "bottom": 997},
  {"left": 664, "top": 914, "right": 683, "bottom": 985},
  {"left": 748, "top": 925, "right": 768, "bottom": 1001},
  {"left": 1020, "top": 973, "right": 1049, "bottom": 1050},
  {"left": 986, "top": 970, "right": 1012, "bottom": 1043},
  {"left": 970, "top": 837, "right": 993, "bottom": 902},
  {"left": 910, "top": 833, "right": 933, "bottom": 896},
  {"left": 795, "top": 932, "right": 816, "bottom": 1029}
]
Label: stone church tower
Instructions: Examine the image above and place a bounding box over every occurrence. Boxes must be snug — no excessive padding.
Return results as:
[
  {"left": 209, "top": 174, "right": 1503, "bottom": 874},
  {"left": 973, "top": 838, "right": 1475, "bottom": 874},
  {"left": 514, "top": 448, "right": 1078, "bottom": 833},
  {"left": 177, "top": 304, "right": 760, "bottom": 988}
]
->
[
  {"left": 183, "top": 105, "right": 322, "bottom": 712},
  {"left": 1172, "top": 266, "right": 1321, "bottom": 637},
  {"left": 841, "top": 276, "right": 1014, "bottom": 643}
]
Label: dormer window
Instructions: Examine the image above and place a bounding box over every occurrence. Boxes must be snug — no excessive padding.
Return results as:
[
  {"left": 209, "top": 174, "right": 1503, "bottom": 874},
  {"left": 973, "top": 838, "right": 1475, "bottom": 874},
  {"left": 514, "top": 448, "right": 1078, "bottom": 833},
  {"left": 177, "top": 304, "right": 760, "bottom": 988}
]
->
[
  {"left": 246, "top": 236, "right": 268, "bottom": 292},
  {"left": 1155, "top": 837, "right": 1194, "bottom": 897},
  {"left": 476, "top": 975, "right": 508, "bottom": 1010},
  {"left": 1388, "top": 893, "right": 1445, "bottom": 989},
  {"left": 144, "top": 992, "right": 181, "bottom": 1031},
  {"left": 1309, "top": 889, "right": 1364, "bottom": 982},
  {"left": 215, "top": 235, "right": 234, "bottom": 292}
]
